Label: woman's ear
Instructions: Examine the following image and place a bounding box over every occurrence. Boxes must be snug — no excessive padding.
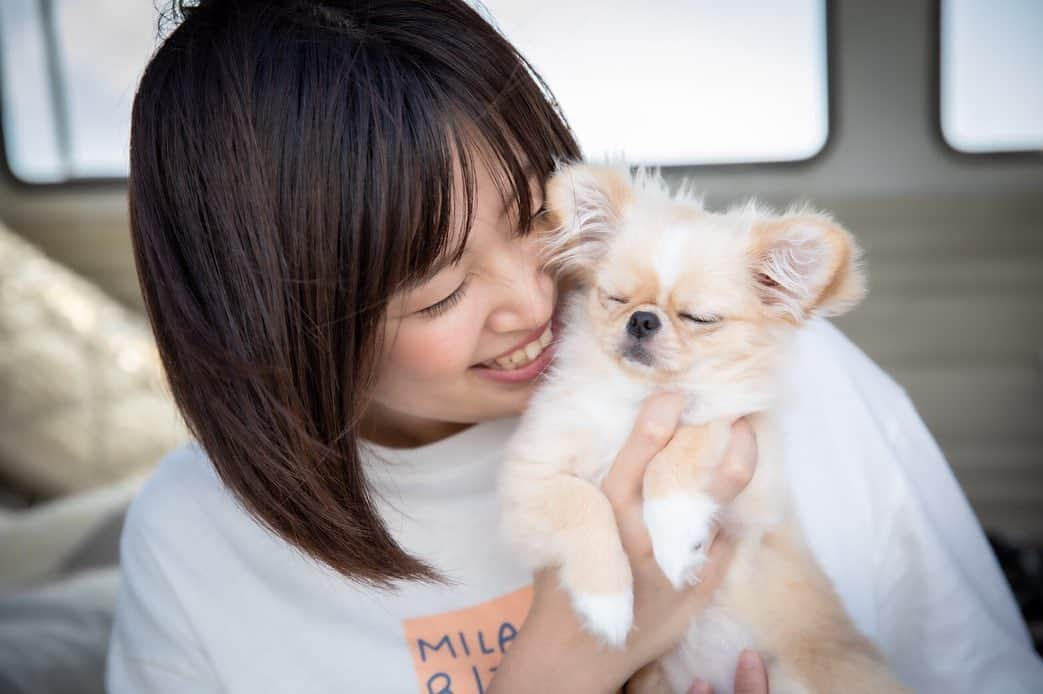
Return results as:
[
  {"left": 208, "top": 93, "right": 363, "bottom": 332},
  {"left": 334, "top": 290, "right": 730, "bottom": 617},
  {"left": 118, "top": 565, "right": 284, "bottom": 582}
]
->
[
  {"left": 747, "top": 212, "right": 866, "bottom": 322},
  {"left": 539, "top": 162, "right": 632, "bottom": 279}
]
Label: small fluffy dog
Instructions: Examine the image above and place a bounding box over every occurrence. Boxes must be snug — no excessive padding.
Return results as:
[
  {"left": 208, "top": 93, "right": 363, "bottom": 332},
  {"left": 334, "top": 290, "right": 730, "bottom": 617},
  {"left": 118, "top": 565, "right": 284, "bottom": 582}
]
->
[{"left": 498, "top": 163, "right": 909, "bottom": 693}]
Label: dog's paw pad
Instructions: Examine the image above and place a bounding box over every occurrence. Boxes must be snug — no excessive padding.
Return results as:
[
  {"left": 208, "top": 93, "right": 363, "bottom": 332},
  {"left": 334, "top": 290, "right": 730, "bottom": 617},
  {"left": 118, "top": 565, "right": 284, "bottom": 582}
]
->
[
  {"left": 571, "top": 590, "right": 634, "bottom": 647},
  {"left": 643, "top": 494, "right": 718, "bottom": 589}
]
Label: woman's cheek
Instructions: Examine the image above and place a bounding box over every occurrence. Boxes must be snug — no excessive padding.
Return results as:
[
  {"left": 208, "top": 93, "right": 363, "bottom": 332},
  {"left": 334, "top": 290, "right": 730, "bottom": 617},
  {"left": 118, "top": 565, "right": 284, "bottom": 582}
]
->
[{"left": 388, "top": 311, "right": 484, "bottom": 381}]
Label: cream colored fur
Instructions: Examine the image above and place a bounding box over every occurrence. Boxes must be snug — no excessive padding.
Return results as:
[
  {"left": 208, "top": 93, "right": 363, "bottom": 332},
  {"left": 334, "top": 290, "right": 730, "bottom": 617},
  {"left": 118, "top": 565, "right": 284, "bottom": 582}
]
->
[{"left": 498, "top": 163, "right": 909, "bottom": 693}]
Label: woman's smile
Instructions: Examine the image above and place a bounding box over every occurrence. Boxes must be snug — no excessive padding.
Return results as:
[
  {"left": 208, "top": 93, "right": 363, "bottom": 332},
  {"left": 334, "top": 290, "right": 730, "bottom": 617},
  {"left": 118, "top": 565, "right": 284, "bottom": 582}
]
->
[{"left": 472, "top": 319, "right": 558, "bottom": 384}]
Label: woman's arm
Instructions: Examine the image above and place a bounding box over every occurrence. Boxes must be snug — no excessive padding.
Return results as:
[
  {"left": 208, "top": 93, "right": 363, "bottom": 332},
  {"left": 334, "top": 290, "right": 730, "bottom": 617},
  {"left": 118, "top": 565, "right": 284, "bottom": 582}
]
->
[
  {"left": 871, "top": 385, "right": 1043, "bottom": 692},
  {"left": 798, "top": 319, "right": 1043, "bottom": 692}
]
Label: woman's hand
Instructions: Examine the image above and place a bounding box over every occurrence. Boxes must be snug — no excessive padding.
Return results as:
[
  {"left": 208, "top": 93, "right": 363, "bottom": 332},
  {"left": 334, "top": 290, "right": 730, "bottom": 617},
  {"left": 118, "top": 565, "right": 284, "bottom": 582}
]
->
[{"left": 490, "top": 392, "right": 759, "bottom": 694}]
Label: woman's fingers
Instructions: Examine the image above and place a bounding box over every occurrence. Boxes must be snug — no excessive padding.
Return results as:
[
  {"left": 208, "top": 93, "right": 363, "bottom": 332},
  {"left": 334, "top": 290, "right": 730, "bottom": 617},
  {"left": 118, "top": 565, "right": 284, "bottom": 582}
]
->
[
  {"left": 704, "top": 417, "right": 758, "bottom": 505},
  {"left": 601, "top": 392, "right": 686, "bottom": 558},
  {"left": 734, "top": 650, "right": 770, "bottom": 694},
  {"left": 602, "top": 404, "right": 758, "bottom": 565},
  {"left": 688, "top": 650, "right": 771, "bottom": 694},
  {"left": 600, "top": 391, "right": 685, "bottom": 507}
]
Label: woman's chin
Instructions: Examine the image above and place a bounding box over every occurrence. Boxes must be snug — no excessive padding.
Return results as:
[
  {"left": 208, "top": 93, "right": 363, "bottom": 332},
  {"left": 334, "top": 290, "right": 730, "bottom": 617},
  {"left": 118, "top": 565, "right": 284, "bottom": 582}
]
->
[{"left": 472, "top": 379, "right": 539, "bottom": 419}]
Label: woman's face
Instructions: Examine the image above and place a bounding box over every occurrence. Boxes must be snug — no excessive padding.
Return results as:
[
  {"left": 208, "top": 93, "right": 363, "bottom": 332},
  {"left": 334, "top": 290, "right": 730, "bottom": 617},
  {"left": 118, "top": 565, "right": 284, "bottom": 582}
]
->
[{"left": 362, "top": 153, "right": 559, "bottom": 447}]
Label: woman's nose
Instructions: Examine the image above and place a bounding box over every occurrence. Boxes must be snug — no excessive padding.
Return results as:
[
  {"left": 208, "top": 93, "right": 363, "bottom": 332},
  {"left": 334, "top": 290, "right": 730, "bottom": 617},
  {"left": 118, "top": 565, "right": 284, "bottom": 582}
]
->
[{"left": 486, "top": 240, "right": 555, "bottom": 333}]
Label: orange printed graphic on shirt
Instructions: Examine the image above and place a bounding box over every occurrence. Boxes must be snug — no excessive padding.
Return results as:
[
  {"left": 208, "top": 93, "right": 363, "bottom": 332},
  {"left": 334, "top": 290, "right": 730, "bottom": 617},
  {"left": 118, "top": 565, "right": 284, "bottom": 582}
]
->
[{"left": 402, "top": 585, "right": 534, "bottom": 694}]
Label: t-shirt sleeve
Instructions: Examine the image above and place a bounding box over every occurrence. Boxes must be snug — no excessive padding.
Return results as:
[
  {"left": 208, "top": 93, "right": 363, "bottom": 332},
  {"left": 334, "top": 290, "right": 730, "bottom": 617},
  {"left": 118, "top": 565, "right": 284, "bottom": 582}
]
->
[
  {"left": 819, "top": 320, "right": 1043, "bottom": 692},
  {"left": 106, "top": 475, "right": 222, "bottom": 693}
]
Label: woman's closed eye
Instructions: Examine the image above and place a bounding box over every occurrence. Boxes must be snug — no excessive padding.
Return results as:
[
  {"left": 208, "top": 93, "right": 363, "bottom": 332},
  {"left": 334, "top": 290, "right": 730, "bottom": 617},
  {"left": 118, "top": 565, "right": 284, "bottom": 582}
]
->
[
  {"left": 416, "top": 275, "right": 471, "bottom": 318},
  {"left": 530, "top": 202, "right": 549, "bottom": 224}
]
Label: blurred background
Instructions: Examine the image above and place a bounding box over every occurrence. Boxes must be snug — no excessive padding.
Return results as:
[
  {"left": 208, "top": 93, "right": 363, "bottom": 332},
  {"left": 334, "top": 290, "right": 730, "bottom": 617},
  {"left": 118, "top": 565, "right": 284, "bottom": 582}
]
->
[{"left": 0, "top": 0, "right": 1040, "bottom": 692}]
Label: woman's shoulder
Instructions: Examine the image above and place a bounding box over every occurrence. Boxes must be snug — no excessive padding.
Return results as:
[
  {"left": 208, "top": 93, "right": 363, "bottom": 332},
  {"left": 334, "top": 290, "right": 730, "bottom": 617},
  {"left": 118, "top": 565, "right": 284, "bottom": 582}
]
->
[
  {"left": 787, "top": 318, "right": 908, "bottom": 415},
  {"left": 777, "top": 318, "right": 944, "bottom": 542},
  {"left": 782, "top": 318, "right": 948, "bottom": 492},
  {"left": 119, "top": 441, "right": 250, "bottom": 561},
  {"left": 125, "top": 442, "right": 219, "bottom": 524}
]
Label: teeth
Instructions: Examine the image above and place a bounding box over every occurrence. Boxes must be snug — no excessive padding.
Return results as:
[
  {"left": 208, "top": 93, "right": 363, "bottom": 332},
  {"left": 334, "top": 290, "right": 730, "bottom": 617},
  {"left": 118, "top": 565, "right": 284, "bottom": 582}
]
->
[{"left": 483, "top": 324, "right": 555, "bottom": 371}]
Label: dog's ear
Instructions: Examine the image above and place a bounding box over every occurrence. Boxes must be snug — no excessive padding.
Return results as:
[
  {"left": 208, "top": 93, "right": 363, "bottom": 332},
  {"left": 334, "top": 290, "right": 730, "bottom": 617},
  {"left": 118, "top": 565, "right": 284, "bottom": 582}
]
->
[
  {"left": 539, "top": 162, "right": 632, "bottom": 279},
  {"left": 747, "top": 212, "right": 866, "bottom": 322}
]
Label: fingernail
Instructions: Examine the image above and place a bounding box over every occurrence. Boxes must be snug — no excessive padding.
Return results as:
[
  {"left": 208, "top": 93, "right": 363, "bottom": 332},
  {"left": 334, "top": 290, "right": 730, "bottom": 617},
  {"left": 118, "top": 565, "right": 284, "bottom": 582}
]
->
[{"left": 738, "top": 649, "right": 760, "bottom": 671}]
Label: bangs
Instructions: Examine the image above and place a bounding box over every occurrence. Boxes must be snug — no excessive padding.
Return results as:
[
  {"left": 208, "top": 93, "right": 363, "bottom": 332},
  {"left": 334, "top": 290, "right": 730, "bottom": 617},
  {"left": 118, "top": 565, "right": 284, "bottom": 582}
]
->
[{"left": 382, "top": 43, "right": 581, "bottom": 292}]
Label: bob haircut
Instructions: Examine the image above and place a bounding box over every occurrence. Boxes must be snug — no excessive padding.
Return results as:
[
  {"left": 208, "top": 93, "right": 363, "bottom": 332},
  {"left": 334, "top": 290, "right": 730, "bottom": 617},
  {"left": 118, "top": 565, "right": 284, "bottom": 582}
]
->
[{"left": 130, "top": 0, "right": 580, "bottom": 586}]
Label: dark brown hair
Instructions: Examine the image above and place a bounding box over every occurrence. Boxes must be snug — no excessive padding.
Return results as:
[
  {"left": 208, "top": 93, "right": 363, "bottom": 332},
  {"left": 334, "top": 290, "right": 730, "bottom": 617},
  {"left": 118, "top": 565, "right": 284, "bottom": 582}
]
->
[{"left": 130, "top": 0, "right": 580, "bottom": 586}]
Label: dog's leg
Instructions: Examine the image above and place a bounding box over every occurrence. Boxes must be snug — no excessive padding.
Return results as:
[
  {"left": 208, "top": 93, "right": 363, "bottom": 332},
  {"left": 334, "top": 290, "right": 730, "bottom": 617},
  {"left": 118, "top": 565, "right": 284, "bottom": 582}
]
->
[
  {"left": 502, "top": 469, "right": 634, "bottom": 646},
  {"left": 641, "top": 420, "right": 731, "bottom": 589}
]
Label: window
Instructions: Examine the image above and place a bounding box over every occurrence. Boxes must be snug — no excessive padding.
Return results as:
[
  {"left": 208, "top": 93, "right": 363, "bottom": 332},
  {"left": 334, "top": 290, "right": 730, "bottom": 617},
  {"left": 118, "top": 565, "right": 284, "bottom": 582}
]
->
[
  {"left": 0, "top": 0, "right": 156, "bottom": 183},
  {"left": 483, "top": 0, "right": 829, "bottom": 166},
  {"left": 940, "top": 0, "right": 1043, "bottom": 154},
  {"left": 0, "top": 0, "right": 830, "bottom": 183}
]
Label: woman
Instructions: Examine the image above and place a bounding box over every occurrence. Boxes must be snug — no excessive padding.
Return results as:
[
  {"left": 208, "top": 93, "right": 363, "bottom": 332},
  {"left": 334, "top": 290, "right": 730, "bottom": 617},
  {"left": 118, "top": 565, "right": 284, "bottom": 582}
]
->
[{"left": 108, "top": 1, "right": 1042, "bottom": 692}]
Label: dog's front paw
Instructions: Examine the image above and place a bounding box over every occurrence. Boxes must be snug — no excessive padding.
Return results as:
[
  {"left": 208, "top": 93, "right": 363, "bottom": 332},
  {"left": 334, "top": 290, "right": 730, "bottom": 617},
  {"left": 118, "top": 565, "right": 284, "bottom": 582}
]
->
[
  {"left": 570, "top": 589, "right": 634, "bottom": 647},
  {"left": 643, "top": 494, "right": 718, "bottom": 589}
]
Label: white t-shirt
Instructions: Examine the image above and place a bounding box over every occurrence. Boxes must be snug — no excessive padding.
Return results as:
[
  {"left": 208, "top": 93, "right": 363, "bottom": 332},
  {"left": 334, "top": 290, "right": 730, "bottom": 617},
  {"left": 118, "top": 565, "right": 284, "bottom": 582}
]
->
[{"left": 106, "top": 320, "right": 1043, "bottom": 693}]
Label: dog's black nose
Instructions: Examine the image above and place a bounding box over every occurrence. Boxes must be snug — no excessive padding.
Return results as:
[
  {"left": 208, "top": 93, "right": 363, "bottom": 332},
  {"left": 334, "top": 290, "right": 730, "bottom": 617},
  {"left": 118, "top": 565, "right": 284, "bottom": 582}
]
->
[{"left": 627, "top": 311, "right": 661, "bottom": 340}]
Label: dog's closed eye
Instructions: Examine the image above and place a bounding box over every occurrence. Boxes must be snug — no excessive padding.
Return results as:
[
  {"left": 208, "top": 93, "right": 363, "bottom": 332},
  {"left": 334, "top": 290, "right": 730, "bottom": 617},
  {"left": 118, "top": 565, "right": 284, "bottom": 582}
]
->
[
  {"left": 599, "top": 289, "right": 629, "bottom": 306},
  {"left": 679, "top": 312, "right": 721, "bottom": 325}
]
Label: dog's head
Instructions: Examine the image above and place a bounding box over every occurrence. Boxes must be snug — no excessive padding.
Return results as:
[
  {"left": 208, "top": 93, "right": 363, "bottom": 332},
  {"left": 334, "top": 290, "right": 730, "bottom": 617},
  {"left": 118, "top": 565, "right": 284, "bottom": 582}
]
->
[{"left": 540, "top": 163, "right": 866, "bottom": 394}]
